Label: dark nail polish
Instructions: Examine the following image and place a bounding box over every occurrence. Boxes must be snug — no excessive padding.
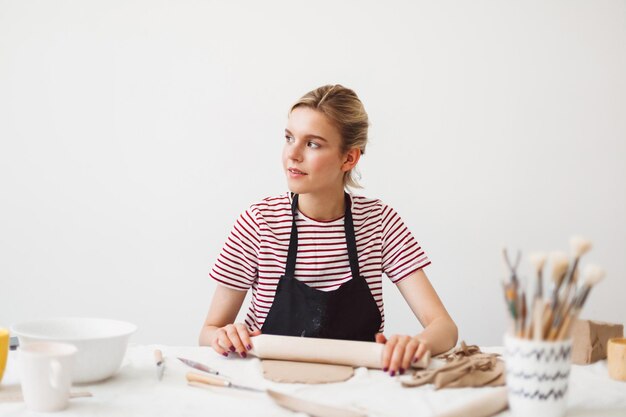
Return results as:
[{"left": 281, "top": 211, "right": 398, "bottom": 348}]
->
[
  {"left": 399, "top": 368, "right": 405, "bottom": 375},
  {"left": 229, "top": 346, "right": 236, "bottom": 352},
  {"left": 383, "top": 367, "right": 388, "bottom": 372},
  {"left": 390, "top": 370, "right": 396, "bottom": 377},
  {"left": 413, "top": 356, "right": 419, "bottom": 363},
  {"left": 222, "top": 352, "right": 228, "bottom": 357},
  {"left": 240, "top": 352, "right": 247, "bottom": 358},
  {"left": 246, "top": 344, "right": 252, "bottom": 350}
]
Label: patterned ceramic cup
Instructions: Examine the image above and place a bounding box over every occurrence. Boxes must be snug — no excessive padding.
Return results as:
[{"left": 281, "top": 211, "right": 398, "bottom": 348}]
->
[{"left": 504, "top": 334, "right": 572, "bottom": 417}]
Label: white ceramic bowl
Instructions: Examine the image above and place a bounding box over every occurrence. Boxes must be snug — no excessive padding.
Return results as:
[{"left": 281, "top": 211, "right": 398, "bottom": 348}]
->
[{"left": 11, "top": 318, "right": 137, "bottom": 383}]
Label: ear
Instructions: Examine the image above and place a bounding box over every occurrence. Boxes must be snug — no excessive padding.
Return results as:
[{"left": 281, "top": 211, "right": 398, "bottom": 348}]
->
[{"left": 341, "top": 148, "right": 361, "bottom": 172}]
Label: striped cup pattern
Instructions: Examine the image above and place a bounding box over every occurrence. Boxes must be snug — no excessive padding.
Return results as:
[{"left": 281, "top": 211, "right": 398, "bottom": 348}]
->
[{"left": 504, "top": 335, "right": 572, "bottom": 417}]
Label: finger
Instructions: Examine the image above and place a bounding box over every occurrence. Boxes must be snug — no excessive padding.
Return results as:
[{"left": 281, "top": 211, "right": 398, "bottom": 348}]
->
[
  {"left": 375, "top": 333, "right": 387, "bottom": 344},
  {"left": 247, "top": 328, "right": 262, "bottom": 350},
  {"left": 218, "top": 330, "right": 235, "bottom": 355},
  {"left": 389, "top": 337, "right": 409, "bottom": 375},
  {"left": 413, "top": 342, "right": 429, "bottom": 364},
  {"left": 225, "top": 325, "right": 246, "bottom": 354},
  {"left": 234, "top": 324, "right": 252, "bottom": 356},
  {"left": 402, "top": 338, "right": 420, "bottom": 371},
  {"left": 211, "top": 330, "right": 228, "bottom": 356},
  {"left": 381, "top": 335, "right": 397, "bottom": 372}
]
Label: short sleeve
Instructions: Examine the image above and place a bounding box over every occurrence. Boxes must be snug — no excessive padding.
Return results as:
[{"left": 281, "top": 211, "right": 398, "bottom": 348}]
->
[
  {"left": 381, "top": 204, "right": 430, "bottom": 283},
  {"left": 209, "top": 208, "right": 260, "bottom": 291}
]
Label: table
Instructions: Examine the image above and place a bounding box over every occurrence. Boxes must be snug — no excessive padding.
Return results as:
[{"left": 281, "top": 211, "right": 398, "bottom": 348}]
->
[{"left": 1, "top": 345, "right": 625, "bottom": 416}]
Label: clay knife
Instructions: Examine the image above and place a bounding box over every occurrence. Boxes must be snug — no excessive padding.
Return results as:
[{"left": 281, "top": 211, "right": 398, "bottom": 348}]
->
[{"left": 177, "top": 357, "right": 222, "bottom": 376}]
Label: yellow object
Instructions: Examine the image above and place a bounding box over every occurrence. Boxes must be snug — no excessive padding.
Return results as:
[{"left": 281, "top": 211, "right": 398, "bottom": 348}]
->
[
  {"left": 0, "top": 328, "right": 9, "bottom": 383},
  {"left": 608, "top": 337, "right": 626, "bottom": 381}
]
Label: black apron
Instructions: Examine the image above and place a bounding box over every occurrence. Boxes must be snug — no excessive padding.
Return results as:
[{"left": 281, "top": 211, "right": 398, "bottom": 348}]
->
[{"left": 261, "top": 192, "right": 382, "bottom": 342}]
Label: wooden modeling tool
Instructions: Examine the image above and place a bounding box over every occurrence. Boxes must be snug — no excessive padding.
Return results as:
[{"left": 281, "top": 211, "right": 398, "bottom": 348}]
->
[
  {"left": 187, "top": 372, "right": 264, "bottom": 393},
  {"left": 154, "top": 349, "right": 165, "bottom": 381}
]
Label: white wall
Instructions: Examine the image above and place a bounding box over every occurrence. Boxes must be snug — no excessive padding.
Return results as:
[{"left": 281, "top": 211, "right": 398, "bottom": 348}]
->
[{"left": 1, "top": 0, "right": 625, "bottom": 346}]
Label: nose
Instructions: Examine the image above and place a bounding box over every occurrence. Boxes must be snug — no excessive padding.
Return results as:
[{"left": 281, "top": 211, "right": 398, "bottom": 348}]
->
[{"left": 286, "top": 141, "right": 304, "bottom": 162}]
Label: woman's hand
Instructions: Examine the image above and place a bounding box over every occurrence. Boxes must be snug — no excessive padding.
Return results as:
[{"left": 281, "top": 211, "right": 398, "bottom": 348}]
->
[
  {"left": 209, "top": 323, "right": 261, "bottom": 358},
  {"left": 376, "top": 333, "right": 430, "bottom": 376}
]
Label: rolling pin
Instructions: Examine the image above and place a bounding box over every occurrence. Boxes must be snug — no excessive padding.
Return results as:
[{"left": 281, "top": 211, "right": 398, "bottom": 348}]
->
[{"left": 249, "top": 334, "right": 430, "bottom": 369}]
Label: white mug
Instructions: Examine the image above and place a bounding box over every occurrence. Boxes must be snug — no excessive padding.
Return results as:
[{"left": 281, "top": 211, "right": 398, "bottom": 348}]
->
[
  {"left": 19, "top": 342, "right": 77, "bottom": 412},
  {"left": 504, "top": 334, "right": 572, "bottom": 417}
]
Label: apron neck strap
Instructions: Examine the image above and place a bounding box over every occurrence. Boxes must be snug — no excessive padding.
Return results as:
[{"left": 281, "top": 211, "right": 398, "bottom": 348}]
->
[{"left": 285, "top": 193, "right": 361, "bottom": 279}]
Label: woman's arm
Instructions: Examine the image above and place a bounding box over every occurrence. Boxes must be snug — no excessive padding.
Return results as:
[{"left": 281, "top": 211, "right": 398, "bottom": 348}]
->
[
  {"left": 199, "top": 285, "right": 260, "bottom": 357},
  {"left": 378, "top": 268, "right": 458, "bottom": 375}
]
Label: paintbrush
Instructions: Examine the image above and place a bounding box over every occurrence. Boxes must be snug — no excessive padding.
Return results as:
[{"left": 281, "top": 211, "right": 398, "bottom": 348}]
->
[
  {"left": 556, "top": 264, "right": 605, "bottom": 340},
  {"left": 543, "top": 251, "right": 569, "bottom": 339},
  {"left": 559, "top": 236, "right": 592, "bottom": 309},
  {"left": 528, "top": 252, "right": 547, "bottom": 340},
  {"left": 550, "top": 237, "right": 592, "bottom": 338},
  {"left": 502, "top": 281, "right": 518, "bottom": 335},
  {"left": 518, "top": 289, "right": 527, "bottom": 338}
]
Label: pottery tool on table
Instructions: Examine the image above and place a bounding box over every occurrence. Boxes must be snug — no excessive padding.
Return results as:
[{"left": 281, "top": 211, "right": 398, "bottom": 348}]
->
[
  {"left": 177, "top": 357, "right": 223, "bottom": 376},
  {"left": 186, "top": 372, "right": 264, "bottom": 393},
  {"left": 249, "top": 334, "right": 430, "bottom": 369},
  {"left": 187, "top": 372, "right": 366, "bottom": 417},
  {"left": 154, "top": 349, "right": 165, "bottom": 381}
]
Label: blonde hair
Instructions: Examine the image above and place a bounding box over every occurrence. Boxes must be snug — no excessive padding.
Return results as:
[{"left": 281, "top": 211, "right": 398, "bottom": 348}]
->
[{"left": 290, "top": 84, "right": 369, "bottom": 190}]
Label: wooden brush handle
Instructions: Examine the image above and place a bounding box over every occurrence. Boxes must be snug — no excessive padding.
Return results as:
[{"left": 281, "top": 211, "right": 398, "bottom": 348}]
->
[
  {"left": 556, "top": 315, "right": 572, "bottom": 340},
  {"left": 532, "top": 301, "right": 544, "bottom": 340},
  {"left": 547, "top": 326, "right": 559, "bottom": 341},
  {"left": 186, "top": 372, "right": 229, "bottom": 387}
]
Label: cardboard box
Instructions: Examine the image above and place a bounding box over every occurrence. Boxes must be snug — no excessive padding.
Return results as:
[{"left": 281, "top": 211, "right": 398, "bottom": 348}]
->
[{"left": 572, "top": 319, "right": 624, "bottom": 365}]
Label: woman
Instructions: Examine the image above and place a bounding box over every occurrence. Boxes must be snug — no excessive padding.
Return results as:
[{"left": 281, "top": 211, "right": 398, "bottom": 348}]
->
[{"left": 199, "top": 85, "right": 457, "bottom": 376}]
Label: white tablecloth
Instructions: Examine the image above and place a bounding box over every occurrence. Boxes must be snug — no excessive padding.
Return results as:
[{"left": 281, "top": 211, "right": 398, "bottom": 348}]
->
[{"left": 1, "top": 344, "right": 625, "bottom": 416}]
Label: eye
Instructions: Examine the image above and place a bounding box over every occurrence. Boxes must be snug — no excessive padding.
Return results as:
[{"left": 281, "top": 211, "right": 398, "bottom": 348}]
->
[
  {"left": 307, "top": 141, "right": 320, "bottom": 149},
  {"left": 285, "top": 135, "right": 294, "bottom": 143}
]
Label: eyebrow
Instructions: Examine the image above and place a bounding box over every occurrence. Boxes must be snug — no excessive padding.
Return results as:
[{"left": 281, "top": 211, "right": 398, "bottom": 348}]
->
[{"left": 284, "top": 129, "right": 328, "bottom": 142}]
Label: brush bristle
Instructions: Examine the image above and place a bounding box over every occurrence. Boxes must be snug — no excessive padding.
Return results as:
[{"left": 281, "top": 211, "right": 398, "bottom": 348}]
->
[
  {"left": 570, "top": 236, "right": 592, "bottom": 258},
  {"left": 550, "top": 251, "right": 569, "bottom": 284},
  {"left": 583, "top": 264, "right": 605, "bottom": 287},
  {"left": 529, "top": 252, "right": 547, "bottom": 272}
]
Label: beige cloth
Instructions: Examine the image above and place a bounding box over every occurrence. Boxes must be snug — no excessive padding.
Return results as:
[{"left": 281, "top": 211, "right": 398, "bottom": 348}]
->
[{"left": 402, "top": 341, "right": 505, "bottom": 389}]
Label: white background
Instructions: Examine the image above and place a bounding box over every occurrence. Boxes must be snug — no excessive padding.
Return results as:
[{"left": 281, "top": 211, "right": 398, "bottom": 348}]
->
[{"left": 1, "top": 0, "right": 624, "bottom": 346}]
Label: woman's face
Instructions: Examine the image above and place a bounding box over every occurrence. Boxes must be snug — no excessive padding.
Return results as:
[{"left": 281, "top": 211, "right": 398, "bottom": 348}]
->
[{"left": 283, "top": 107, "right": 347, "bottom": 195}]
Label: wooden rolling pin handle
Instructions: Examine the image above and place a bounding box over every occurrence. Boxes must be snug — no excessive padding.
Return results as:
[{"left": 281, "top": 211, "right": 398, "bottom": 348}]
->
[
  {"left": 186, "top": 371, "right": 229, "bottom": 387},
  {"left": 154, "top": 349, "right": 163, "bottom": 364}
]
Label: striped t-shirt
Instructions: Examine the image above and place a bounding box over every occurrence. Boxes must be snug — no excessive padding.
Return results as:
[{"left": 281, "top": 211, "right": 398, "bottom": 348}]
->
[{"left": 209, "top": 192, "right": 430, "bottom": 332}]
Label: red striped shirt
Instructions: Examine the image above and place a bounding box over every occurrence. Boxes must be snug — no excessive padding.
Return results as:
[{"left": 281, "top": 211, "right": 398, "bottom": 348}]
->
[{"left": 209, "top": 192, "right": 430, "bottom": 332}]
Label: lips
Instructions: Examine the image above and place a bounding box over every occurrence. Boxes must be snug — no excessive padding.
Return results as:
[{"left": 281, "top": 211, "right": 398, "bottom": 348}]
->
[{"left": 288, "top": 168, "right": 307, "bottom": 175}]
